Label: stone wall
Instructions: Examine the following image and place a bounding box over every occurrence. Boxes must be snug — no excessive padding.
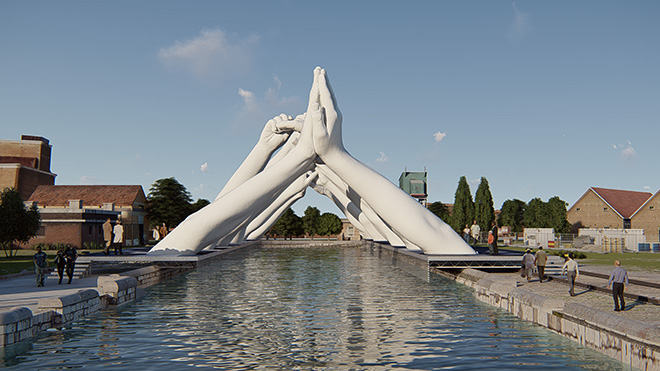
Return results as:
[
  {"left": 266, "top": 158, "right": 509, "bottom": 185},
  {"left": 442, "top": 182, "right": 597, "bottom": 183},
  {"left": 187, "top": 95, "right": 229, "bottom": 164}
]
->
[
  {"left": 453, "top": 268, "right": 660, "bottom": 370},
  {"left": 124, "top": 265, "right": 193, "bottom": 288},
  {"left": 0, "top": 275, "right": 140, "bottom": 347}
]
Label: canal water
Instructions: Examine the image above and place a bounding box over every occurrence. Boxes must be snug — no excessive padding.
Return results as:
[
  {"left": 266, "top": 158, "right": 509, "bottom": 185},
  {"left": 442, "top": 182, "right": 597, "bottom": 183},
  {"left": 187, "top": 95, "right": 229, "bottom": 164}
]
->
[{"left": 2, "top": 246, "right": 626, "bottom": 370}]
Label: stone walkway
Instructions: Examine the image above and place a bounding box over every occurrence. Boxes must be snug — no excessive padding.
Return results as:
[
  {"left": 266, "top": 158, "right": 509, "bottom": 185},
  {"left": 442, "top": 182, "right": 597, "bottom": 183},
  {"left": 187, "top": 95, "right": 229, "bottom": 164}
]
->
[
  {"left": 0, "top": 274, "right": 101, "bottom": 313},
  {"left": 496, "top": 264, "right": 660, "bottom": 327}
]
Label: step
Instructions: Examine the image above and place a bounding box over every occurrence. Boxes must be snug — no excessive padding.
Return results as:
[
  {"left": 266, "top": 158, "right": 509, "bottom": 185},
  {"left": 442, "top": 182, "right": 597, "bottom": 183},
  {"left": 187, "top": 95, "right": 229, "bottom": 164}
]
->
[{"left": 48, "top": 262, "right": 91, "bottom": 279}]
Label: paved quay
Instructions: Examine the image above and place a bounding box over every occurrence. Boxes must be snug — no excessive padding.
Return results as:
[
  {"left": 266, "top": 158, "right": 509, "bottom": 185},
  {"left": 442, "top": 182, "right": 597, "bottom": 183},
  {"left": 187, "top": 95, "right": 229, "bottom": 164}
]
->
[
  {"left": 495, "top": 264, "right": 660, "bottom": 328},
  {"left": 0, "top": 273, "right": 103, "bottom": 313}
]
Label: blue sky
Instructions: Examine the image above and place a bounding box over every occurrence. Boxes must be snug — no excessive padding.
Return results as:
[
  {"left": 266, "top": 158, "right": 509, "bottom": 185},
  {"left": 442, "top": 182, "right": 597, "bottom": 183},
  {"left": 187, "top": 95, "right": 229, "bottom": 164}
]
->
[{"left": 2, "top": 1, "right": 658, "bottom": 216}]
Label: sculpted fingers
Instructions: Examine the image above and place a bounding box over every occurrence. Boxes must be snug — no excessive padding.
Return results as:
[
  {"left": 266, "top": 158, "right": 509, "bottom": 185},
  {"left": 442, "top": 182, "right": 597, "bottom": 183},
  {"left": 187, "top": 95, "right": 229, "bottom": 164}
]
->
[
  {"left": 319, "top": 69, "right": 341, "bottom": 127},
  {"left": 274, "top": 114, "right": 303, "bottom": 133},
  {"left": 307, "top": 67, "right": 321, "bottom": 111}
]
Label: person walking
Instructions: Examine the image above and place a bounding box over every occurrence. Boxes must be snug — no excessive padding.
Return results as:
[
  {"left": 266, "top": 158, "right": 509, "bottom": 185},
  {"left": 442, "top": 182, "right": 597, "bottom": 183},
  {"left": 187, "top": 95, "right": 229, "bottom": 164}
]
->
[
  {"left": 490, "top": 221, "right": 499, "bottom": 255},
  {"left": 159, "top": 222, "right": 168, "bottom": 239},
  {"left": 607, "top": 260, "right": 628, "bottom": 311},
  {"left": 152, "top": 226, "right": 161, "bottom": 242},
  {"left": 64, "top": 244, "right": 77, "bottom": 284},
  {"left": 561, "top": 253, "right": 580, "bottom": 296},
  {"left": 470, "top": 220, "right": 480, "bottom": 247},
  {"left": 113, "top": 220, "right": 124, "bottom": 255},
  {"left": 54, "top": 245, "right": 66, "bottom": 284},
  {"left": 33, "top": 246, "right": 48, "bottom": 287},
  {"left": 462, "top": 224, "right": 470, "bottom": 243},
  {"left": 521, "top": 248, "right": 535, "bottom": 282},
  {"left": 534, "top": 245, "right": 548, "bottom": 283},
  {"left": 103, "top": 217, "right": 113, "bottom": 255}
]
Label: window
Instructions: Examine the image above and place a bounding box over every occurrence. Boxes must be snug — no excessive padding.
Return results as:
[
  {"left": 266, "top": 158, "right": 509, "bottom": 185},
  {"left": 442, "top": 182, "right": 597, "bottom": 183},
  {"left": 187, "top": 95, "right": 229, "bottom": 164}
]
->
[
  {"left": 651, "top": 206, "right": 655, "bottom": 211},
  {"left": 576, "top": 208, "right": 581, "bottom": 212},
  {"left": 603, "top": 207, "right": 608, "bottom": 211}
]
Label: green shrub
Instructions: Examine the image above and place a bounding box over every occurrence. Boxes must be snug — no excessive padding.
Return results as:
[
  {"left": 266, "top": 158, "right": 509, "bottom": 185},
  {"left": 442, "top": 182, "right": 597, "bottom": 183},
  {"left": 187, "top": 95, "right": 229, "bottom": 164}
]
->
[{"left": 550, "top": 249, "right": 586, "bottom": 259}]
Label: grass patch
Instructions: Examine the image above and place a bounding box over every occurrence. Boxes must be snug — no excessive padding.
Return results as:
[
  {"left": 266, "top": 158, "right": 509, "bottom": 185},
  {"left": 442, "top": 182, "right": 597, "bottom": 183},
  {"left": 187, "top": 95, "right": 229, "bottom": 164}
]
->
[{"left": 501, "top": 245, "right": 660, "bottom": 272}]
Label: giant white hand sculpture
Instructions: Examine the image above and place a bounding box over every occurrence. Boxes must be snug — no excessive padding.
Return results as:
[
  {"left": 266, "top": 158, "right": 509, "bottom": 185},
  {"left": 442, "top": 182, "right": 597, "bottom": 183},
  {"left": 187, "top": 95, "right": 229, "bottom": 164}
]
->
[
  {"left": 311, "top": 68, "right": 475, "bottom": 255},
  {"left": 148, "top": 67, "right": 475, "bottom": 256}
]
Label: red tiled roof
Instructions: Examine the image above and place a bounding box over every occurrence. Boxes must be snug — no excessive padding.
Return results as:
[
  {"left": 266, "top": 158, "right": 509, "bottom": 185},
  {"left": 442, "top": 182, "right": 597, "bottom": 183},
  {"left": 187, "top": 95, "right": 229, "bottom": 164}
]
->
[
  {"left": 28, "top": 185, "right": 145, "bottom": 207},
  {"left": 591, "top": 187, "right": 652, "bottom": 218}
]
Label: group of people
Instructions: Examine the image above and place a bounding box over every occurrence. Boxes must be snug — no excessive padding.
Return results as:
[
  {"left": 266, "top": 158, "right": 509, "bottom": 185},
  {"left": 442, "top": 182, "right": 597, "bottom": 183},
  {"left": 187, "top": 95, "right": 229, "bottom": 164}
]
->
[
  {"left": 520, "top": 246, "right": 549, "bottom": 283},
  {"left": 462, "top": 220, "right": 499, "bottom": 255},
  {"left": 33, "top": 244, "right": 77, "bottom": 287},
  {"left": 151, "top": 223, "right": 168, "bottom": 242},
  {"left": 520, "top": 246, "right": 629, "bottom": 312},
  {"left": 102, "top": 217, "right": 124, "bottom": 255}
]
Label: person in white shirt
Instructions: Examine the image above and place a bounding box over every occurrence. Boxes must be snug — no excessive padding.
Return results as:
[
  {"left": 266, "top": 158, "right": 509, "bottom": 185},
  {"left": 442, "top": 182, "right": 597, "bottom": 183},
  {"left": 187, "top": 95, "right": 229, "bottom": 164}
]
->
[
  {"left": 470, "top": 220, "right": 481, "bottom": 247},
  {"left": 113, "top": 220, "right": 124, "bottom": 255},
  {"left": 561, "top": 253, "right": 580, "bottom": 296}
]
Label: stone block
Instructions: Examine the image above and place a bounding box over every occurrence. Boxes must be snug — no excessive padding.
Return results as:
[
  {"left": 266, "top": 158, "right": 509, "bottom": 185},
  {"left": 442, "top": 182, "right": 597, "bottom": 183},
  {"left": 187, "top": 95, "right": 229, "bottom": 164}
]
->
[
  {"left": 456, "top": 268, "right": 490, "bottom": 284},
  {"left": 0, "top": 307, "right": 33, "bottom": 325},
  {"left": 38, "top": 293, "right": 81, "bottom": 310},
  {"left": 98, "top": 276, "right": 138, "bottom": 297}
]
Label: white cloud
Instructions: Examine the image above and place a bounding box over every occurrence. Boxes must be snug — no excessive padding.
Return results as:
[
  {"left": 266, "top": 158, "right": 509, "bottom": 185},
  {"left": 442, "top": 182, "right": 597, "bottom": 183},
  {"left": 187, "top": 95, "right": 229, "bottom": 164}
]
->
[
  {"left": 508, "top": 2, "right": 531, "bottom": 43},
  {"left": 235, "top": 75, "right": 300, "bottom": 128},
  {"left": 376, "top": 151, "right": 389, "bottom": 163},
  {"left": 622, "top": 147, "right": 636, "bottom": 160},
  {"left": 643, "top": 185, "right": 651, "bottom": 191},
  {"left": 158, "top": 29, "right": 258, "bottom": 80},
  {"left": 433, "top": 131, "right": 447, "bottom": 143},
  {"left": 613, "top": 140, "right": 636, "bottom": 161},
  {"left": 200, "top": 162, "right": 209, "bottom": 173}
]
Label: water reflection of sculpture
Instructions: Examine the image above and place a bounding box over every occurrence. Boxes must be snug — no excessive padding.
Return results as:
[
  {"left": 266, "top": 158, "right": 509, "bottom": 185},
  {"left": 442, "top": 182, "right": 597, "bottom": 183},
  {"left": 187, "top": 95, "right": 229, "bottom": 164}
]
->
[{"left": 148, "top": 68, "right": 475, "bottom": 256}]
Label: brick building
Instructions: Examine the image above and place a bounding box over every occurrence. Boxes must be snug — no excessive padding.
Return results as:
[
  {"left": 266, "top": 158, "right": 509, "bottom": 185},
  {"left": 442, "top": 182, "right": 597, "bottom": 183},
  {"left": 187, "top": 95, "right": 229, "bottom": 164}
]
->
[
  {"left": 567, "top": 187, "right": 660, "bottom": 242},
  {"left": 27, "top": 185, "right": 148, "bottom": 248},
  {"left": 0, "top": 135, "right": 56, "bottom": 200}
]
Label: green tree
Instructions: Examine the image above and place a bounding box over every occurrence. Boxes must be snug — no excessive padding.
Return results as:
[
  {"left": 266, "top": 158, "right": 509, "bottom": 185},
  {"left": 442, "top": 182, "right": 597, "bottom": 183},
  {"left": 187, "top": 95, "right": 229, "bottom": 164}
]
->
[
  {"left": 523, "top": 198, "right": 550, "bottom": 228},
  {"left": 474, "top": 177, "right": 495, "bottom": 232},
  {"left": 0, "top": 188, "right": 41, "bottom": 257},
  {"left": 317, "top": 212, "right": 342, "bottom": 239},
  {"left": 147, "top": 177, "right": 193, "bottom": 229},
  {"left": 271, "top": 208, "right": 303, "bottom": 239},
  {"left": 302, "top": 206, "right": 321, "bottom": 238},
  {"left": 428, "top": 201, "right": 451, "bottom": 224},
  {"left": 547, "top": 196, "right": 571, "bottom": 233},
  {"left": 499, "top": 199, "right": 526, "bottom": 233},
  {"left": 451, "top": 176, "right": 474, "bottom": 232},
  {"left": 191, "top": 198, "right": 211, "bottom": 213}
]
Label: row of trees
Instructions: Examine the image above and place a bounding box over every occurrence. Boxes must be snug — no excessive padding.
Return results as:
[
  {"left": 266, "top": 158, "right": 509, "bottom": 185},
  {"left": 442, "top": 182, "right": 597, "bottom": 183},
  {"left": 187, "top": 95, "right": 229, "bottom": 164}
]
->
[
  {"left": 499, "top": 196, "right": 571, "bottom": 233},
  {"left": 145, "top": 175, "right": 570, "bottom": 241},
  {"left": 426, "top": 176, "right": 570, "bottom": 234},
  {"left": 271, "top": 206, "right": 343, "bottom": 239},
  {"left": 426, "top": 176, "right": 496, "bottom": 234},
  {"left": 0, "top": 188, "right": 41, "bottom": 257}
]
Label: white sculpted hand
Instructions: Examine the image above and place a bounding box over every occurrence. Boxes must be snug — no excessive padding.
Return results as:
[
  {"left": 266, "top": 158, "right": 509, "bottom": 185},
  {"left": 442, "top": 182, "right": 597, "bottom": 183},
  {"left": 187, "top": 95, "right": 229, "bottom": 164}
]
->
[
  {"left": 259, "top": 113, "right": 304, "bottom": 153},
  {"left": 312, "top": 68, "right": 346, "bottom": 160}
]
